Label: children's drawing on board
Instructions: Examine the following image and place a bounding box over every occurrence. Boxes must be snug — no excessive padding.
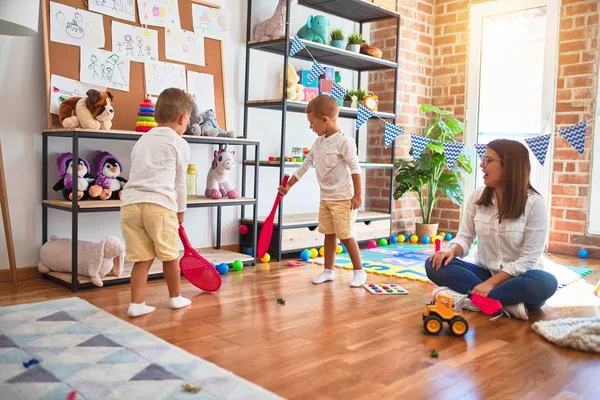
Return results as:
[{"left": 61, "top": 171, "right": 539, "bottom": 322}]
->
[
  {"left": 192, "top": 4, "right": 230, "bottom": 41},
  {"left": 111, "top": 21, "right": 159, "bottom": 63},
  {"left": 50, "top": 75, "right": 106, "bottom": 115},
  {"left": 50, "top": 1, "right": 105, "bottom": 48},
  {"left": 88, "top": 0, "right": 136, "bottom": 23},
  {"left": 80, "top": 47, "right": 131, "bottom": 92}
]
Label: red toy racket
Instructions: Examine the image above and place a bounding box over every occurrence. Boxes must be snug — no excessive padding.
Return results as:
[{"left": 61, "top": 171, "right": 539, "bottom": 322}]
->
[
  {"left": 257, "top": 175, "right": 289, "bottom": 258},
  {"left": 178, "top": 225, "right": 221, "bottom": 292},
  {"left": 467, "top": 291, "right": 503, "bottom": 315}
]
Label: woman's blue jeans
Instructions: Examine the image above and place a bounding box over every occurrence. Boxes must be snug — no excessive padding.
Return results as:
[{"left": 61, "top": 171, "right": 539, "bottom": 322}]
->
[{"left": 425, "top": 258, "right": 558, "bottom": 310}]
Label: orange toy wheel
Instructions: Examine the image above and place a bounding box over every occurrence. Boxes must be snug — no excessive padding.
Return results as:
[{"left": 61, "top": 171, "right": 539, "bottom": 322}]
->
[
  {"left": 423, "top": 315, "right": 443, "bottom": 335},
  {"left": 449, "top": 316, "right": 469, "bottom": 337}
]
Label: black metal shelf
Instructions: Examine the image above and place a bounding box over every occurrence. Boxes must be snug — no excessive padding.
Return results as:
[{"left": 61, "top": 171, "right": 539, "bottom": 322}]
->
[
  {"left": 249, "top": 37, "right": 397, "bottom": 72},
  {"left": 246, "top": 100, "right": 395, "bottom": 120},
  {"left": 243, "top": 160, "right": 394, "bottom": 170},
  {"left": 298, "top": 0, "right": 402, "bottom": 23}
]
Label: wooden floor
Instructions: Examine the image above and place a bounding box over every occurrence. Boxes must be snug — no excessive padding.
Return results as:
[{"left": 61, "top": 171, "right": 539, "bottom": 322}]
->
[{"left": 2, "top": 254, "right": 600, "bottom": 399}]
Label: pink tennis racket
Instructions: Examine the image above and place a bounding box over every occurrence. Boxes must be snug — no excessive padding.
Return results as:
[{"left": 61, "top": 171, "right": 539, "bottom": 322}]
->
[
  {"left": 257, "top": 175, "right": 289, "bottom": 259},
  {"left": 178, "top": 225, "right": 221, "bottom": 292}
]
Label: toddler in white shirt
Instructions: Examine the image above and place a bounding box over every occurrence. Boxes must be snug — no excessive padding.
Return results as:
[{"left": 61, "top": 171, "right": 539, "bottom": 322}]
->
[{"left": 279, "top": 95, "right": 366, "bottom": 287}]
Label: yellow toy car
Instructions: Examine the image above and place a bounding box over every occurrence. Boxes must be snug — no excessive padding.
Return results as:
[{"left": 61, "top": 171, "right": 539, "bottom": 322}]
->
[{"left": 423, "top": 292, "right": 469, "bottom": 337}]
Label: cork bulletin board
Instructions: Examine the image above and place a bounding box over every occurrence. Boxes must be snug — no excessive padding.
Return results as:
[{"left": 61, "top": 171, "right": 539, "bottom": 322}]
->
[{"left": 40, "top": 0, "right": 227, "bottom": 131}]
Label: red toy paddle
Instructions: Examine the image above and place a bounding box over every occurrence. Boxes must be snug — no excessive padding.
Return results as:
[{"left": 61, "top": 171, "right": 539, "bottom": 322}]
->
[
  {"left": 257, "top": 175, "right": 290, "bottom": 258},
  {"left": 468, "top": 291, "right": 503, "bottom": 315},
  {"left": 178, "top": 225, "right": 221, "bottom": 292}
]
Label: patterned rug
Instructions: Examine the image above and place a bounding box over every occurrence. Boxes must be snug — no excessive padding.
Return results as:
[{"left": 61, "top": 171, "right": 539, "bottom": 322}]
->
[
  {"left": 310, "top": 243, "right": 593, "bottom": 288},
  {"left": 0, "top": 297, "right": 282, "bottom": 400}
]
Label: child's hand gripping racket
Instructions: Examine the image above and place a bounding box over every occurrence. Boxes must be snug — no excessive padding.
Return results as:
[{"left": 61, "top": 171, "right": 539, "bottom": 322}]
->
[
  {"left": 257, "top": 175, "right": 289, "bottom": 259},
  {"left": 178, "top": 225, "right": 222, "bottom": 292}
]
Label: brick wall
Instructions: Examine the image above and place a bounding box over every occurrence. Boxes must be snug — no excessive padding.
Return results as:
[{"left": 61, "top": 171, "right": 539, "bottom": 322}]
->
[{"left": 369, "top": 0, "right": 600, "bottom": 256}]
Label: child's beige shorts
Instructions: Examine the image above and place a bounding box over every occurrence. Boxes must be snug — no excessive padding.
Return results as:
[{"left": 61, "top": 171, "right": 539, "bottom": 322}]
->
[
  {"left": 318, "top": 199, "right": 357, "bottom": 240},
  {"left": 120, "top": 203, "right": 179, "bottom": 262}
]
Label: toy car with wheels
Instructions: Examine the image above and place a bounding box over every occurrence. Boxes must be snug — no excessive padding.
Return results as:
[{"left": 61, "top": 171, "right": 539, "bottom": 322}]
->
[{"left": 423, "top": 292, "right": 469, "bottom": 337}]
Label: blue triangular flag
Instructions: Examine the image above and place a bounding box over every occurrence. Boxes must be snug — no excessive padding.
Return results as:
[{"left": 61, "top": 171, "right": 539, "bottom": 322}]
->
[
  {"left": 559, "top": 121, "right": 587, "bottom": 154},
  {"left": 443, "top": 142, "right": 464, "bottom": 169},
  {"left": 474, "top": 143, "right": 487, "bottom": 161},
  {"left": 356, "top": 104, "right": 373, "bottom": 129},
  {"left": 384, "top": 123, "right": 403, "bottom": 148},
  {"left": 289, "top": 35, "right": 305, "bottom": 57},
  {"left": 331, "top": 82, "right": 346, "bottom": 101},
  {"left": 410, "top": 134, "right": 430, "bottom": 161},
  {"left": 306, "top": 61, "right": 324, "bottom": 84},
  {"left": 524, "top": 134, "right": 552, "bottom": 166}
]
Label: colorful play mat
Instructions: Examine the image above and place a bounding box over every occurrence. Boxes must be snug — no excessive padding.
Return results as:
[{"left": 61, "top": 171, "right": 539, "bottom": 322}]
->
[{"left": 310, "top": 243, "right": 593, "bottom": 288}]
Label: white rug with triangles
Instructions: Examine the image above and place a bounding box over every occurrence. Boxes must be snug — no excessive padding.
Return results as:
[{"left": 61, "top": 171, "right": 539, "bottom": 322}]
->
[{"left": 0, "top": 297, "right": 282, "bottom": 400}]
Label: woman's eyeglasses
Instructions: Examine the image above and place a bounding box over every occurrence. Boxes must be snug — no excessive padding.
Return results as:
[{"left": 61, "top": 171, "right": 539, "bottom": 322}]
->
[{"left": 482, "top": 156, "right": 500, "bottom": 166}]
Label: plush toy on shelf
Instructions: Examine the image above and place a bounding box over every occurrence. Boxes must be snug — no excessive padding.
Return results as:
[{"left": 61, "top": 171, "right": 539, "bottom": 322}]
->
[
  {"left": 38, "top": 236, "right": 125, "bottom": 288},
  {"left": 52, "top": 152, "right": 95, "bottom": 201},
  {"left": 135, "top": 98, "right": 157, "bottom": 133},
  {"left": 184, "top": 94, "right": 203, "bottom": 136},
  {"left": 88, "top": 151, "right": 127, "bottom": 200},
  {"left": 297, "top": 15, "right": 329, "bottom": 44},
  {"left": 59, "top": 89, "right": 114, "bottom": 130},
  {"left": 252, "top": 0, "right": 296, "bottom": 41},
  {"left": 360, "top": 41, "right": 383, "bottom": 59},
  {"left": 199, "top": 109, "right": 235, "bottom": 137},
  {"left": 280, "top": 63, "right": 304, "bottom": 102},
  {"left": 206, "top": 145, "right": 240, "bottom": 199}
]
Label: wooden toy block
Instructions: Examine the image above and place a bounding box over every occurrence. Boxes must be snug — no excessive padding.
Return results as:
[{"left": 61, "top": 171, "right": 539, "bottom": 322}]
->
[
  {"left": 324, "top": 67, "right": 335, "bottom": 81},
  {"left": 299, "top": 70, "right": 318, "bottom": 88},
  {"left": 319, "top": 79, "right": 334, "bottom": 94},
  {"left": 303, "top": 87, "right": 319, "bottom": 102}
]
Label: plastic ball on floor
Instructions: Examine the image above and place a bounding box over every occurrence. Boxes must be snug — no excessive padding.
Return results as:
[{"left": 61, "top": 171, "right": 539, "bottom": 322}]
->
[
  {"left": 439, "top": 232, "right": 446, "bottom": 239},
  {"left": 300, "top": 249, "right": 311, "bottom": 261},
  {"left": 410, "top": 235, "right": 419, "bottom": 243},
  {"left": 578, "top": 248, "right": 589, "bottom": 259},
  {"left": 390, "top": 235, "right": 398, "bottom": 244},
  {"left": 319, "top": 247, "right": 325, "bottom": 256},
  {"left": 310, "top": 248, "right": 318, "bottom": 259},
  {"left": 445, "top": 233, "right": 453, "bottom": 241},
  {"left": 336, "top": 245, "right": 343, "bottom": 254},
  {"left": 398, "top": 234, "right": 406, "bottom": 243},
  {"left": 341, "top": 244, "right": 347, "bottom": 253},
  {"left": 404, "top": 234, "right": 411, "bottom": 242},
  {"left": 422, "top": 236, "right": 430, "bottom": 244},
  {"left": 368, "top": 240, "right": 377, "bottom": 249},
  {"left": 217, "top": 263, "right": 229, "bottom": 275},
  {"left": 238, "top": 225, "right": 249, "bottom": 235},
  {"left": 378, "top": 238, "right": 388, "bottom": 246},
  {"left": 232, "top": 260, "right": 244, "bottom": 271},
  {"left": 246, "top": 247, "right": 253, "bottom": 256},
  {"left": 260, "top": 253, "right": 271, "bottom": 263}
]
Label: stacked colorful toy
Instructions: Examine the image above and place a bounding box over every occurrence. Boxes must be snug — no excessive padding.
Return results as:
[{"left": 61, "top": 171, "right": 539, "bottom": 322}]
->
[{"left": 135, "top": 98, "right": 157, "bottom": 132}]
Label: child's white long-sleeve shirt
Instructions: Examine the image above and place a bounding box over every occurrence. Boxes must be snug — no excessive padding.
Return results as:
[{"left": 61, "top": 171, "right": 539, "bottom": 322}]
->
[
  {"left": 121, "top": 127, "right": 190, "bottom": 213},
  {"left": 293, "top": 131, "right": 361, "bottom": 200}
]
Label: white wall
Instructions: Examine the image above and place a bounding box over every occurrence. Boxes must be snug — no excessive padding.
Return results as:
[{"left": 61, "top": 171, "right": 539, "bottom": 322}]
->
[{"left": 0, "top": 0, "right": 370, "bottom": 269}]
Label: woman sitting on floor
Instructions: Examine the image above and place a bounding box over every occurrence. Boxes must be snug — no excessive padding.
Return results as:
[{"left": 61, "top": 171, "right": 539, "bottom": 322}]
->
[{"left": 426, "top": 139, "right": 558, "bottom": 320}]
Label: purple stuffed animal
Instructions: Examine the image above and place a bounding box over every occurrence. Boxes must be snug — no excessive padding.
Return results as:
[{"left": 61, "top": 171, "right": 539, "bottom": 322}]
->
[
  {"left": 53, "top": 153, "right": 95, "bottom": 201},
  {"left": 88, "top": 151, "right": 127, "bottom": 200}
]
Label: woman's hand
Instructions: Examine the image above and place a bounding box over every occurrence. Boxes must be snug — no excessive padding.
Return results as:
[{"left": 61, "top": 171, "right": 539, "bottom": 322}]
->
[
  {"left": 428, "top": 247, "right": 456, "bottom": 270},
  {"left": 472, "top": 281, "right": 495, "bottom": 297}
]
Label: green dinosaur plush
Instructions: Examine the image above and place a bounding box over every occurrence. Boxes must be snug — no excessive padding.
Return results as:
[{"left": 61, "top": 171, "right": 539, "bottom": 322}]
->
[{"left": 297, "top": 15, "right": 329, "bottom": 44}]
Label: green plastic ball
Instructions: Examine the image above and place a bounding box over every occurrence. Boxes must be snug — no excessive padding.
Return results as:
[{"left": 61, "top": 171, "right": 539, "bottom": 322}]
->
[{"left": 232, "top": 260, "right": 244, "bottom": 271}]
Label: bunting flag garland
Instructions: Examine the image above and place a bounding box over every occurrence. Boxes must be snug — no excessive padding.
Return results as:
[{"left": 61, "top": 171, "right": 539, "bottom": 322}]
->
[
  {"left": 474, "top": 143, "right": 487, "bottom": 161},
  {"left": 410, "top": 134, "right": 430, "bottom": 162},
  {"left": 289, "top": 35, "right": 305, "bottom": 57},
  {"left": 559, "top": 121, "right": 587, "bottom": 155},
  {"left": 356, "top": 104, "right": 374, "bottom": 129},
  {"left": 384, "top": 123, "right": 403, "bottom": 148},
  {"left": 306, "top": 61, "right": 325, "bottom": 84},
  {"left": 330, "top": 82, "right": 346, "bottom": 101},
  {"left": 443, "top": 142, "right": 464, "bottom": 169},
  {"left": 524, "top": 134, "right": 552, "bottom": 166}
]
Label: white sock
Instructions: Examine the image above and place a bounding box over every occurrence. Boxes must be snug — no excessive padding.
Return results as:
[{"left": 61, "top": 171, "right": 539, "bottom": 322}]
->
[
  {"left": 312, "top": 269, "right": 335, "bottom": 284},
  {"left": 127, "top": 302, "right": 156, "bottom": 318},
  {"left": 169, "top": 295, "right": 192, "bottom": 309},
  {"left": 350, "top": 269, "right": 367, "bottom": 287}
]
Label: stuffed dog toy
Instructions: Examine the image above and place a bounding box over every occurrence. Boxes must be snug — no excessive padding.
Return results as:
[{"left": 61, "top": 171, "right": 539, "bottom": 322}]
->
[{"left": 59, "top": 89, "right": 114, "bottom": 130}]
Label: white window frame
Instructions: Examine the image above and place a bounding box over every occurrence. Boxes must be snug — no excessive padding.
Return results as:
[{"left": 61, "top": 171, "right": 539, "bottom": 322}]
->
[{"left": 588, "top": 69, "right": 600, "bottom": 234}]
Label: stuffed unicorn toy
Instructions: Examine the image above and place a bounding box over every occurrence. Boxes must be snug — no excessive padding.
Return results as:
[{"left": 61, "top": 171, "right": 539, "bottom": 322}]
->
[{"left": 205, "top": 145, "right": 240, "bottom": 199}]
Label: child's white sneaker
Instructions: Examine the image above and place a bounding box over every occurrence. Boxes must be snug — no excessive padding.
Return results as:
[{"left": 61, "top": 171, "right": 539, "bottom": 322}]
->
[
  {"left": 350, "top": 269, "right": 367, "bottom": 287},
  {"left": 503, "top": 303, "right": 529, "bottom": 320},
  {"left": 312, "top": 269, "right": 335, "bottom": 284},
  {"left": 169, "top": 295, "right": 192, "bottom": 309},
  {"left": 127, "top": 302, "right": 156, "bottom": 318}
]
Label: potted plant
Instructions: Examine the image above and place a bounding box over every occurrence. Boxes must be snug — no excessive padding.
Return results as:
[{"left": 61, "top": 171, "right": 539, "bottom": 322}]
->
[
  {"left": 393, "top": 104, "right": 473, "bottom": 239},
  {"left": 343, "top": 90, "right": 354, "bottom": 108},
  {"left": 330, "top": 28, "right": 345, "bottom": 49},
  {"left": 347, "top": 33, "right": 362, "bottom": 53}
]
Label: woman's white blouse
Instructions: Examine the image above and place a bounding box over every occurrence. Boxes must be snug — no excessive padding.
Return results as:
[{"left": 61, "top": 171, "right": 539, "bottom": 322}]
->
[{"left": 449, "top": 186, "right": 548, "bottom": 277}]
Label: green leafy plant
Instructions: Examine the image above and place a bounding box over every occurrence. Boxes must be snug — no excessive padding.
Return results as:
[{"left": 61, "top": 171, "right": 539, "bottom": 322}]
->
[
  {"left": 393, "top": 104, "right": 473, "bottom": 224},
  {"left": 347, "top": 33, "right": 363, "bottom": 45},
  {"left": 343, "top": 88, "right": 367, "bottom": 102},
  {"left": 330, "top": 28, "right": 345, "bottom": 41}
]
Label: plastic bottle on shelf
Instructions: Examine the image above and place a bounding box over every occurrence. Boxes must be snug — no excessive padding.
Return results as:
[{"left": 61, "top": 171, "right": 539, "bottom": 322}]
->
[{"left": 187, "top": 164, "right": 197, "bottom": 198}]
